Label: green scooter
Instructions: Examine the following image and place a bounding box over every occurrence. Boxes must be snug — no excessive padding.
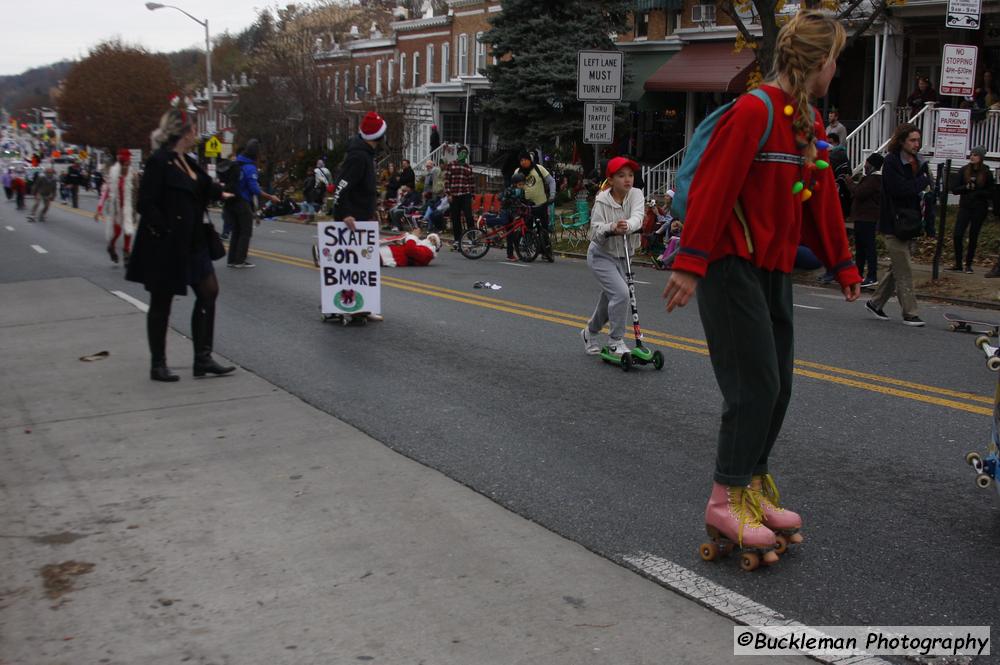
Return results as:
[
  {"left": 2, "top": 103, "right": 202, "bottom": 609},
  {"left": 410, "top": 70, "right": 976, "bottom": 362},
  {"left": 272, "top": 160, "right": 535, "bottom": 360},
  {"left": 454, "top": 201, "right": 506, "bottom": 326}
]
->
[{"left": 599, "top": 231, "right": 665, "bottom": 372}]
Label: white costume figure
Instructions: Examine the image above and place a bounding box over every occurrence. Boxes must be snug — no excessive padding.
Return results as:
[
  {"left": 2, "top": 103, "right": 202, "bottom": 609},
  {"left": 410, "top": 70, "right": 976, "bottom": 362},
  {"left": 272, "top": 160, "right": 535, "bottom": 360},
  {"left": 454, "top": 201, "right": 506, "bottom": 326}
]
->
[{"left": 96, "top": 149, "right": 138, "bottom": 264}]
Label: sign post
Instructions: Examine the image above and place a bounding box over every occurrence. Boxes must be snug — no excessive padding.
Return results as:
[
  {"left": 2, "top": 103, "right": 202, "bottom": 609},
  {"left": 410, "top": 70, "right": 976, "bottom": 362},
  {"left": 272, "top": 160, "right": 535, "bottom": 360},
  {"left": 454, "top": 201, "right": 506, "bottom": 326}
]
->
[
  {"left": 577, "top": 49, "right": 623, "bottom": 180},
  {"left": 946, "top": 0, "right": 981, "bottom": 29},
  {"left": 317, "top": 221, "right": 381, "bottom": 317},
  {"left": 932, "top": 108, "right": 970, "bottom": 279},
  {"left": 940, "top": 44, "right": 978, "bottom": 97}
]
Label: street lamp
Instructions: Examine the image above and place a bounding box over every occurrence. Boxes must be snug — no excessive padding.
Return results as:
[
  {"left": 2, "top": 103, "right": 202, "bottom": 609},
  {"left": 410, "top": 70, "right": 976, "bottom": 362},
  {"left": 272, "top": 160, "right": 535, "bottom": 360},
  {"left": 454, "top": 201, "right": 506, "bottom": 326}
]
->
[{"left": 145, "top": 2, "right": 213, "bottom": 135}]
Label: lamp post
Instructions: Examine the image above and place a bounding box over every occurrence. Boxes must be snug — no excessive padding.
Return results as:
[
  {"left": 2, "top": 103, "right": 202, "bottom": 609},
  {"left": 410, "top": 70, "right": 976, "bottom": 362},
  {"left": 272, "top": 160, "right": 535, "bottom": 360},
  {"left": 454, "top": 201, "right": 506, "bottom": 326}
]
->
[{"left": 145, "top": 2, "right": 213, "bottom": 135}]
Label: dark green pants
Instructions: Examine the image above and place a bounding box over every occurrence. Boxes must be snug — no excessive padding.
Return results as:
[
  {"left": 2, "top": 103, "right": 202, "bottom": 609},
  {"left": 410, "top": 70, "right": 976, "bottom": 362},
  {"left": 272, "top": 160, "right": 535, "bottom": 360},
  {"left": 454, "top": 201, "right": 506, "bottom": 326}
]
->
[{"left": 696, "top": 256, "right": 794, "bottom": 487}]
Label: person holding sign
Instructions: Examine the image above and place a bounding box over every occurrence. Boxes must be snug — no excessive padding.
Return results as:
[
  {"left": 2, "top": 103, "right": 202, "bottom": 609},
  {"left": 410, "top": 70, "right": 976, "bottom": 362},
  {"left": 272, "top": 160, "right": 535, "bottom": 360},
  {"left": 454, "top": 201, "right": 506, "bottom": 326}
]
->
[{"left": 327, "top": 111, "right": 387, "bottom": 321}]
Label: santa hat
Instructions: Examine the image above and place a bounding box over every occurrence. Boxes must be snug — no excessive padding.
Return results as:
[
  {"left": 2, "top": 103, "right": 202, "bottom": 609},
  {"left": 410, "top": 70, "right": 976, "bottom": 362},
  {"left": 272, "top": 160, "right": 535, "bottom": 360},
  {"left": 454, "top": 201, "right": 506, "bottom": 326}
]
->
[
  {"left": 117, "top": 149, "right": 131, "bottom": 165},
  {"left": 359, "top": 112, "right": 387, "bottom": 141}
]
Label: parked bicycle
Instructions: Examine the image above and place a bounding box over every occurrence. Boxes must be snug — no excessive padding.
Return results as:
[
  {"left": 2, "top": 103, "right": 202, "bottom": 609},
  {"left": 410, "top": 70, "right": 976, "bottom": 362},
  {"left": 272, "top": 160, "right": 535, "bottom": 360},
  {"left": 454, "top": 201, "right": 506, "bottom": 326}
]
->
[{"left": 459, "top": 202, "right": 539, "bottom": 262}]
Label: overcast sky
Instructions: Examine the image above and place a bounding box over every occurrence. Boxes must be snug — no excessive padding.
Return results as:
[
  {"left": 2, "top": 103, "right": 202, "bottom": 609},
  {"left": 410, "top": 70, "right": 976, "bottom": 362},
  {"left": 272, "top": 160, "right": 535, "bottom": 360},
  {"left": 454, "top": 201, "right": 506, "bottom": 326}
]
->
[{"left": 2, "top": 0, "right": 276, "bottom": 76}]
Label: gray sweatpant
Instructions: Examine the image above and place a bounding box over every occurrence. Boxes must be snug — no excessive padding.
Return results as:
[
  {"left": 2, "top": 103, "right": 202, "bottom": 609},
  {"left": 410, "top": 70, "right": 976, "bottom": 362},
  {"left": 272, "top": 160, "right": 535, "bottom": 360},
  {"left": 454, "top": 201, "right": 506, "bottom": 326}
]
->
[
  {"left": 586, "top": 242, "right": 629, "bottom": 340},
  {"left": 870, "top": 235, "right": 918, "bottom": 318}
]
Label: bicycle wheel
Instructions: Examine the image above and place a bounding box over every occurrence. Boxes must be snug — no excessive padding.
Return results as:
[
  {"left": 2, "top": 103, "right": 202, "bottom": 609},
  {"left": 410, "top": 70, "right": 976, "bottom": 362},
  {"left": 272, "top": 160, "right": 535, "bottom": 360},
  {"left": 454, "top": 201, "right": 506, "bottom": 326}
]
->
[
  {"left": 459, "top": 228, "right": 490, "bottom": 259},
  {"left": 515, "top": 228, "right": 540, "bottom": 262}
]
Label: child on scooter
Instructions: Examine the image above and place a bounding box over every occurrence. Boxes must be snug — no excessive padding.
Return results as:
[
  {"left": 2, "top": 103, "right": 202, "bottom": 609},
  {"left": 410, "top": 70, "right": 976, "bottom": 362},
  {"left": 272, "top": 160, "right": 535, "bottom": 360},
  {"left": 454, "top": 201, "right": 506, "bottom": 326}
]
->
[{"left": 580, "top": 157, "right": 645, "bottom": 356}]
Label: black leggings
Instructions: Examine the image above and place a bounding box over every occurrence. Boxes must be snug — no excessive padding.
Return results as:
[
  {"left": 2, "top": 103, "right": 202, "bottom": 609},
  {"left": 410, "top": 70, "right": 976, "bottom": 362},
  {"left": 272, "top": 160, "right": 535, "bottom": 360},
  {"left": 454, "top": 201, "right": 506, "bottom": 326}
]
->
[
  {"left": 147, "top": 274, "right": 219, "bottom": 366},
  {"left": 953, "top": 207, "right": 988, "bottom": 268}
]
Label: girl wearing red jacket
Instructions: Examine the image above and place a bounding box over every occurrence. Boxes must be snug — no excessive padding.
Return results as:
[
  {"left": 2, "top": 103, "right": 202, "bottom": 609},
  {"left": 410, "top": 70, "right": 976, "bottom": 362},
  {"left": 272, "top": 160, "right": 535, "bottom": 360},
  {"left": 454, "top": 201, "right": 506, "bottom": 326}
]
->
[{"left": 662, "top": 11, "right": 862, "bottom": 567}]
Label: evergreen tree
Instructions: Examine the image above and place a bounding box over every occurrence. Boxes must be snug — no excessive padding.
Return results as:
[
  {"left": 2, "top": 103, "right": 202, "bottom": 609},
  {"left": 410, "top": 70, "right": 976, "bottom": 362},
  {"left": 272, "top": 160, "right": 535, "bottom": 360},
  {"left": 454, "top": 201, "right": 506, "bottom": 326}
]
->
[{"left": 481, "top": 0, "right": 630, "bottom": 153}]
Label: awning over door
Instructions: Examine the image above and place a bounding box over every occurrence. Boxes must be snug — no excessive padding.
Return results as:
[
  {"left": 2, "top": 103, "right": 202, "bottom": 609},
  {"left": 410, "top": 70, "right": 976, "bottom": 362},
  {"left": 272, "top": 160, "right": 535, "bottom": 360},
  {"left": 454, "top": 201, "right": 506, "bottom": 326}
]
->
[{"left": 644, "top": 42, "right": 756, "bottom": 94}]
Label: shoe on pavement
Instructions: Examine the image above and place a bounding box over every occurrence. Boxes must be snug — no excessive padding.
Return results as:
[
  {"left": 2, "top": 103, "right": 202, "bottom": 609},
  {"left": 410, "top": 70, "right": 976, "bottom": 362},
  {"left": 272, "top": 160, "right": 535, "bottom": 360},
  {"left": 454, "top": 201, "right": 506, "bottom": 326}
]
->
[
  {"left": 986, "top": 269, "right": 1000, "bottom": 279},
  {"left": 965, "top": 266, "right": 975, "bottom": 274},
  {"left": 606, "top": 337, "right": 630, "bottom": 356},
  {"left": 239, "top": 262, "right": 256, "bottom": 269},
  {"left": 902, "top": 315, "right": 925, "bottom": 327},
  {"left": 506, "top": 255, "right": 519, "bottom": 262},
  {"left": 220, "top": 233, "right": 230, "bottom": 240},
  {"left": 580, "top": 328, "right": 601, "bottom": 355},
  {"left": 865, "top": 300, "right": 889, "bottom": 321},
  {"left": 860, "top": 277, "right": 878, "bottom": 289},
  {"left": 227, "top": 263, "right": 242, "bottom": 268},
  {"left": 365, "top": 313, "right": 384, "bottom": 322}
]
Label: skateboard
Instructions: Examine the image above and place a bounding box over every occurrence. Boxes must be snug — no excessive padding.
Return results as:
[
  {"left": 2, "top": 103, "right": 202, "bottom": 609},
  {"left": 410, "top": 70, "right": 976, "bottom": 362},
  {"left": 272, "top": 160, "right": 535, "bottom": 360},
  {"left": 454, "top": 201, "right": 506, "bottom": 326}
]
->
[
  {"left": 944, "top": 312, "right": 1000, "bottom": 337},
  {"left": 321, "top": 313, "right": 368, "bottom": 326},
  {"left": 965, "top": 336, "right": 1000, "bottom": 495}
]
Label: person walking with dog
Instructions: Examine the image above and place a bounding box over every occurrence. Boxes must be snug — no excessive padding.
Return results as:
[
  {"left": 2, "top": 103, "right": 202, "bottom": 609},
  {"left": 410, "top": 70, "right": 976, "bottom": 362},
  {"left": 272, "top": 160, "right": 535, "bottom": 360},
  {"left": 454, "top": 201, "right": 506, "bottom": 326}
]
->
[{"left": 662, "top": 11, "right": 860, "bottom": 565}]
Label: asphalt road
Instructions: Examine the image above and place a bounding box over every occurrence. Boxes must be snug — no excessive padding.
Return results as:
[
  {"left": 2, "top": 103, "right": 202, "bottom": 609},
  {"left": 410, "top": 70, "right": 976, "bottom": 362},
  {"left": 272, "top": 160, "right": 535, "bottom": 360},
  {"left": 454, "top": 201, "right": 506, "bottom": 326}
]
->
[{"left": 2, "top": 192, "right": 996, "bottom": 652}]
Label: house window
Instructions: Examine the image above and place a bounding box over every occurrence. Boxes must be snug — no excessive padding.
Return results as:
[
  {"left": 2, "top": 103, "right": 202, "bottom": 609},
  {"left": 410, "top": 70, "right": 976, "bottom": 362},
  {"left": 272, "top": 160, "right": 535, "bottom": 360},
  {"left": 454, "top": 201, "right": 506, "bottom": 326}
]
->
[
  {"left": 354, "top": 65, "right": 360, "bottom": 99},
  {"left": 427, "top": 43, "right": 435, "bottom": 84},
  {"left": 344, "top": 70, "right": 349, "bottom": 102},
  {"left": 635, "top": 12, "right": 649, "bottom": 38},
  {"left": 441, "top": 42, "right": 450, "bottom": 81},
  {"left": 475, "top": 31, "right": 486, "bottom": 73},
  {"left": 334, "top": 71, "right": 340, "bottom": 102},
  {"left": 388, "top": 59, "right": 395, "bottom": 93},
  {"left": 365, "top": 64, "right": 371, "bottom": 97},
  {"left": 413, "top": 52, "right": 421, "bottom": 87},
  {"left": 376, "top": 60, "right": 383, "bottom": 96},
  {"left": 666, "top": 10, "right": 681, "bottom": 35},
  {"left": 400, "top": 53, "right": 407, "bottom": 90},
  {"left": 458, "top": 34, "right": 468, "bottom": 76}
]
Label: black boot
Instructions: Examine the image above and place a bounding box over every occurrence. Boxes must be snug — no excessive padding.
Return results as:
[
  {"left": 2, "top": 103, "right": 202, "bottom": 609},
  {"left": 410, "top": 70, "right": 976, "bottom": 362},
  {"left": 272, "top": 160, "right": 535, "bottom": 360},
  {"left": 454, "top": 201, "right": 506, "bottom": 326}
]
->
[
  {"left": 191, "top": 301, "right": 234, "bottom": 377},
  {"left": 151, "top": 361, "right": 179, "bottom": 382},
  {"left": 193, "top": 354, "right": 235, "bottom": 377}
]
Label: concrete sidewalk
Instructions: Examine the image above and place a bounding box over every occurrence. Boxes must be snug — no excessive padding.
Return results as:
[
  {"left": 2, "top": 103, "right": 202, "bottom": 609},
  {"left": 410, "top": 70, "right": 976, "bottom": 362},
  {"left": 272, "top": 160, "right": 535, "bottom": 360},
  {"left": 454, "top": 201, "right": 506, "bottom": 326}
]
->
[{"left": 0, "top": 278, "right": 804, "bottom": 665}]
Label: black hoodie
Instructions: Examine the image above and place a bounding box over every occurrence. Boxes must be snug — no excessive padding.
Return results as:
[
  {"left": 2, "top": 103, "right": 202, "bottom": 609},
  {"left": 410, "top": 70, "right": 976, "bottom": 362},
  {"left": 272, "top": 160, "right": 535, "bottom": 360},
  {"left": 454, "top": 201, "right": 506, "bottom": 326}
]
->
[{"left": 331, "top": 136, "right": 377, "bottom": 221}]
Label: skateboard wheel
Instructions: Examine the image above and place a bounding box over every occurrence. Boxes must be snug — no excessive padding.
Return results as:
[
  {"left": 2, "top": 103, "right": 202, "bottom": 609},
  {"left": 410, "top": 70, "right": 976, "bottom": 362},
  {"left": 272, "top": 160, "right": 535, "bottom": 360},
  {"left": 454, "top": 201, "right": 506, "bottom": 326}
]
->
[
  {"left": 699, "top": 542, "right": 718, "bottom": 562},
  {"left": 774, "top": 534, "right": 789, "bottom": 555},
  {"left": 988, "top": 357, "right": 1000, "bottom": 372},
  {"left": 976, "top": 473, "right": 992, "bottom": 489},
  {"left": 976, "top": 335, "right": 990, "bottom": 349},
  {"left": 740, "top": 551, "right": 760, "bottom": 571},
  {"left": 967, "top": 451, "right": 983, "bottom": 466}
]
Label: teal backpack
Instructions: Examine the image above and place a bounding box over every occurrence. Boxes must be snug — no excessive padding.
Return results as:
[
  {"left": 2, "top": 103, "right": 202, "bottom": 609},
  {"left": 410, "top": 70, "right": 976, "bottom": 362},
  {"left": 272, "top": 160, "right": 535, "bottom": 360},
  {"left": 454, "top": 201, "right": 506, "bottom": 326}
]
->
[{"left": 671, "top": 88, "right": 774, "bottom": 222}]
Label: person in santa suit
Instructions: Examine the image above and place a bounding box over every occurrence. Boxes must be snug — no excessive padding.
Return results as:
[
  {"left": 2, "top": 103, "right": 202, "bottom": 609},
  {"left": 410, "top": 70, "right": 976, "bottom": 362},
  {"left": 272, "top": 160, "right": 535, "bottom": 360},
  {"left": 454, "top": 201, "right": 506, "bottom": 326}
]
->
[
  {"left": 379, "top": 232, "right": 441, "bottom": 267},
  {"left": 95, "top": 149, "right": 138, "bottom": 265}
]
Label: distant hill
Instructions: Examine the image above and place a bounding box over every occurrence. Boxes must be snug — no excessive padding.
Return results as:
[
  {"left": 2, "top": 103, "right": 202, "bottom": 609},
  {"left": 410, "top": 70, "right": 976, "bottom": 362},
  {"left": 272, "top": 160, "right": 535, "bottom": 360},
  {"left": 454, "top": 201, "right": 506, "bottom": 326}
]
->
[{"left": 0, "top": 62, "right": 75, "bottom": 118}]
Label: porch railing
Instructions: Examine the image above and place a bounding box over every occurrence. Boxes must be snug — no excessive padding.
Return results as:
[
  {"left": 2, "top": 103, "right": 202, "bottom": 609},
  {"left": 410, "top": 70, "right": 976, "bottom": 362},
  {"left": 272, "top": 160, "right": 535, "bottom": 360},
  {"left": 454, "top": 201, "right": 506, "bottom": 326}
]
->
[
  {"left": 641, "top": 145, "right": 686, "bottom": 198},
  {"left": 845, "top": 101, "right": 894, "bottom": 175}
]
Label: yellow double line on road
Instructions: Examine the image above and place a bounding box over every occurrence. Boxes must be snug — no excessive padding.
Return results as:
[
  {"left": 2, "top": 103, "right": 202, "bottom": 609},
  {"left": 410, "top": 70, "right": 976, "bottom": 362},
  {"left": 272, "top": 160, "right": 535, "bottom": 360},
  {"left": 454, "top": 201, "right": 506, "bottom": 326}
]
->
[{"left": 248, "top": 246, "right": 993, "bottom": 416}]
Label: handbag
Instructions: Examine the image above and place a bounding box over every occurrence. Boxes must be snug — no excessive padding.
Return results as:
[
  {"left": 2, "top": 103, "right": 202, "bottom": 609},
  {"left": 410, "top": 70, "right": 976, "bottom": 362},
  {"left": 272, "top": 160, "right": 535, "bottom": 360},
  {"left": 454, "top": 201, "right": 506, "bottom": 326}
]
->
[
  {"left": 208, "top": 226, "right": 227, "bottom": 261},
  {"left": 893, "top": 208, "right": 923, "bottom": 241}
]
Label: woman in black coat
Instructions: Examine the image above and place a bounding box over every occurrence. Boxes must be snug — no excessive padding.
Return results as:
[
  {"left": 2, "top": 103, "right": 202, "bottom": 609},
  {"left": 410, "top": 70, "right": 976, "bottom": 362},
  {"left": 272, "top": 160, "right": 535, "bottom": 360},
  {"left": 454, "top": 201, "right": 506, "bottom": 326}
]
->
[{"left": 126, "top": 108, "right": 235, "bottom": 381}]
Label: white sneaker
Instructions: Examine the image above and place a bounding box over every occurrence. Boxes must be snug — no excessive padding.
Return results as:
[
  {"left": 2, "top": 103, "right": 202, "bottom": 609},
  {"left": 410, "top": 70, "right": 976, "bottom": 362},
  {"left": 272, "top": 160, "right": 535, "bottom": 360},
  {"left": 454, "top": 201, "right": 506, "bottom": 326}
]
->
[
  {"left": 580, "top": 328, "right": 601, "bottom": 355},
  {"left": 607, "top": 338, "right": 630, "bottom": 355}
]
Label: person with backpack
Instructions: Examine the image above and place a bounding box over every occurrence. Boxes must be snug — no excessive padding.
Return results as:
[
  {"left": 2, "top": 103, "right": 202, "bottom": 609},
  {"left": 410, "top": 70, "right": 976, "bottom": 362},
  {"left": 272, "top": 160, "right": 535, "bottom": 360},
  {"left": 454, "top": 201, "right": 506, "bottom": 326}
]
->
[
  {"left": 662, "top": 11, "right": 860, "bottom": 567},
  {"left": 865, "top": 123, "right": 931, "bottom": 326},
  {"left": 517, "top": 151, "right": 556, "bottom": 262},
  {"left": 314, "top": 159, "right": 333, "bottom": 213},
  {"left": 226, "top": 139, "right": 278, "bottom": 269}
]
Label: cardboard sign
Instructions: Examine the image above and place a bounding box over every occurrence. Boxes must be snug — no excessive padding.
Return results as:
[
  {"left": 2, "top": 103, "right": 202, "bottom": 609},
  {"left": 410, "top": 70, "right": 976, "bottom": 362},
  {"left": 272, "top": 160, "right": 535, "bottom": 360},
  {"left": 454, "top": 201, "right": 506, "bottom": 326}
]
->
[
  {"left": 577, "top": 50, "right": 623, "bottom": 101},
  {"left": 946, "top": 0, "right": 981, "bottom": 30},
  {"left": 934, "top": 108, "right": 972, "bottom": 160},
  {"left": 584, "top": 103, "right": 614, "bottom": 144},
  {"left": 940, "top": 44, "right": 978, "bottom": 96},
  {"left": 317, "top": 221, "right": 381, "bottom": 315}
]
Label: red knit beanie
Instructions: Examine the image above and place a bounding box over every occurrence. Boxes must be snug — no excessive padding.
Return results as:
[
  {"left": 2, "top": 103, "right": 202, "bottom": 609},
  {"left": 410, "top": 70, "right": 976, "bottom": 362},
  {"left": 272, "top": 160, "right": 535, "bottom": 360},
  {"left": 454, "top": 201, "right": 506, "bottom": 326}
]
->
[{"left": 359, "top": 112, "right": 387, "bottom": 141}]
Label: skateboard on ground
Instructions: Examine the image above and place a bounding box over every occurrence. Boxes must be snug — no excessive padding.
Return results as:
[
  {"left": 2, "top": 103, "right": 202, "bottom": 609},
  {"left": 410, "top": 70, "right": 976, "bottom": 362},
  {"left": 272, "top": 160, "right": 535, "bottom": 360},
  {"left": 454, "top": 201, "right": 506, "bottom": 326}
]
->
[
  {"left": 944, "top": 312, "right": 1000, "bottom": 337},
  {"left": 965, "top": 336, "right": 1000, "bottom": 495}
]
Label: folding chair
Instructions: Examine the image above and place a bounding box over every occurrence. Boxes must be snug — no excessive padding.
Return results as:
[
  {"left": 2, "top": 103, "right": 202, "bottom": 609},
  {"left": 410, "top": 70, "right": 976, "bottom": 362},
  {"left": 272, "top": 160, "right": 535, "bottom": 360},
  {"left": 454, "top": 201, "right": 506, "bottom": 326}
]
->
[{"left": 559, "top": 198, "right": 591, "bottom": 247}]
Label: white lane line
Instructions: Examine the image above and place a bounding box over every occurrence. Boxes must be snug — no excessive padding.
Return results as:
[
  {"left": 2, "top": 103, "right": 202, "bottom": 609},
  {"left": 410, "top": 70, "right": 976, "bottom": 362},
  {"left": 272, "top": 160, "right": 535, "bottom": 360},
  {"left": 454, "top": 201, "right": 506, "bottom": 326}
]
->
[
  {"left": 270, "top": 229, "right": 287, "bottom": 234},
  {"left": 622, "top": 552, "right": 895, "bottom": 665},
  {"left": 793, "top": 304, "right": 822, "bottom": 310},
  {"left": 5, "top": 225, "right": 13, "bottom": 231},
  {"left": 30, "top": 244, "right": 48, "bottom": 254},
  {"left": 111, "top": 290, "right": 149, "bottom": 313},
  {"left": 499, "top": 261, "right": 528, "bottom": 268}
]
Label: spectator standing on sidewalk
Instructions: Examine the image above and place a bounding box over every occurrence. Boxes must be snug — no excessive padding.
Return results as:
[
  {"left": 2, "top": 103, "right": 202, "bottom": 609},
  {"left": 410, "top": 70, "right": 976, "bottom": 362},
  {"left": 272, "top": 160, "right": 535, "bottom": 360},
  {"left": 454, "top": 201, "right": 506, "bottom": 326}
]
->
[
  {"left": 398, "top": 159, "right": 416, "bottom": 192},
  {"left": 443, "top": 145, "right": 475, "bottom": 245},
  {"left": 126, "top": 107, "right": 236, "bottom": 382},
  {"left": 27, "top": 165, "right": 57, "bottom": 222},
  {"left": 865, "top": 123, "right": 931, "bottom": 326},
  {"left": 846, "top": 153, "right": 883, "bottom": 288},
  {"left": 948, "top": 146, "right": 994, "bottom": 274},
  {"left": 227, "top": 139, "right": 278, "bottom": 269}
]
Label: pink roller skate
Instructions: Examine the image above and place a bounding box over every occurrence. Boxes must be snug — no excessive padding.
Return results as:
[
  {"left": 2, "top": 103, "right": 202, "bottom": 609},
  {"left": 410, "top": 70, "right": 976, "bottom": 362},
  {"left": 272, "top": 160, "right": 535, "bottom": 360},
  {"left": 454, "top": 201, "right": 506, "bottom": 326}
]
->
[
  {"left": 699, "top": 482, "right": 779, "bottom": 571},
  {"left": 750, "top": 474, "right": 803, "bottom": 554}
]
